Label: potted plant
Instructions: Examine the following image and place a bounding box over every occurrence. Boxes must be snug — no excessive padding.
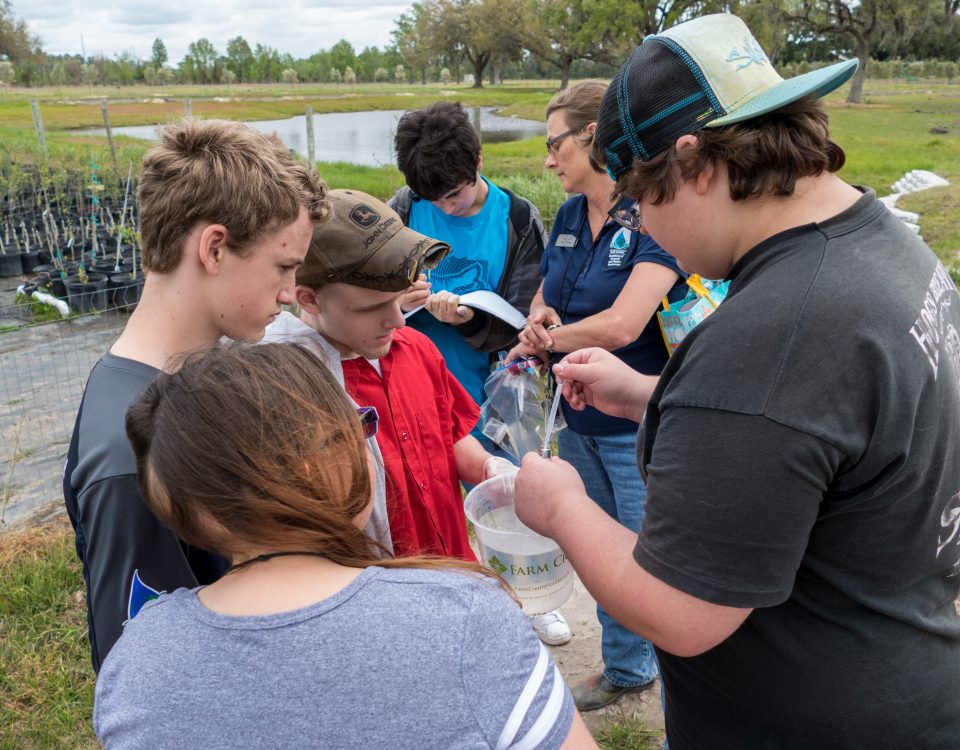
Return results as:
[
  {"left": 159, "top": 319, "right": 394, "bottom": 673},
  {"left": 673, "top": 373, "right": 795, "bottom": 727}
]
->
[
  {"left": 109, "top": 227, "right": 144, "bottom": 310},
  {"left": 64, "top": 263, "right": 109, "bottom": 313}
]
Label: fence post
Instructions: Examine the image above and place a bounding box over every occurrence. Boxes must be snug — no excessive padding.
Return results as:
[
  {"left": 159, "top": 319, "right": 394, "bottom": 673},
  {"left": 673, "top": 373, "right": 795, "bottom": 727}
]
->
[
  {"left": 30, "top": 100, "right": 47, "bottom": 158},
  {"left": 100, "top": 99, "right": 118, "bottom": 173},
  {"left": 184, "top": 99, "right": 192, "bottom": 117},
  {"left": 472, "top": 106, "right": 482, "bottom": 146},
  {"left": 305, "top": 105, "right": 316, "bottom": 167}
]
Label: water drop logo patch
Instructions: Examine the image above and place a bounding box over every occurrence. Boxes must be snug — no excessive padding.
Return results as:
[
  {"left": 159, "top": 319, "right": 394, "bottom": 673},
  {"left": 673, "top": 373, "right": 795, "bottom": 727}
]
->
[
  {"left": 127, "top": 569, "right": 163, "bottom": 621},
  {"left": 608, "top": 228, "right": 632, "bottom": 267}
]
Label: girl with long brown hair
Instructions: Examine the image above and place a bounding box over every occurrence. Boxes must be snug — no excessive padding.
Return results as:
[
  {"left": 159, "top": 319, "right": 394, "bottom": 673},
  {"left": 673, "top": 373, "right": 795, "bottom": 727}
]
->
[{"left": 93, "top": 343, "right": 596, "bottom": 750}]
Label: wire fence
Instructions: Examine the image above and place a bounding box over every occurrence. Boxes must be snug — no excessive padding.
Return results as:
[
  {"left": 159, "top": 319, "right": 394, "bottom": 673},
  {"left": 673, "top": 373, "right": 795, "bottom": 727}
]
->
[{"left": 0, "top": 280, "right": 129, "bottom": 529}]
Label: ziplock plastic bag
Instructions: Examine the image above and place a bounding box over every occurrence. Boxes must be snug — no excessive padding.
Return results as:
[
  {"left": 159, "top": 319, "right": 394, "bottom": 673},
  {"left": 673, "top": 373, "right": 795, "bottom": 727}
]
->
[
  {"left": 657, "top": 275, "right": 730, "bottom": 355},
  {"left": 480, "top": 359, "right": 566, "bottom": 460}
]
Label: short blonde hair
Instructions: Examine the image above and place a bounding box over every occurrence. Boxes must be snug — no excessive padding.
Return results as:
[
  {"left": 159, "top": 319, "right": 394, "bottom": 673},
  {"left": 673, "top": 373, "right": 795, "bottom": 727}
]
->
[{"left": 138, "top": 118, "right": 329, "bottom": 273}]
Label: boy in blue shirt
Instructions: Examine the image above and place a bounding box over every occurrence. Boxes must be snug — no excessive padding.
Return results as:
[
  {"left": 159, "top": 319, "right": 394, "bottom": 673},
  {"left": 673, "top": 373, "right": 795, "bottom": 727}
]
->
[{"left": 388, "top": 102, "right": 571, "bottom": 645}]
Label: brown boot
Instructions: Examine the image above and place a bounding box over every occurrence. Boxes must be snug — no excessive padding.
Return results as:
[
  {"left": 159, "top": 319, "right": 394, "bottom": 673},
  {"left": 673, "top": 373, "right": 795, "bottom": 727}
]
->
[{"left": 571, "top": 672, "right": 656, "bottom": 712}]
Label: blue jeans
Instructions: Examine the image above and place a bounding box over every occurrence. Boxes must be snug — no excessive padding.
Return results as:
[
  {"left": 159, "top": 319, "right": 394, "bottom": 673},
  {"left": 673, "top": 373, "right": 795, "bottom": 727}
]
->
[{"left": 558, "top": 428, "right": 659, "bottom": 688}]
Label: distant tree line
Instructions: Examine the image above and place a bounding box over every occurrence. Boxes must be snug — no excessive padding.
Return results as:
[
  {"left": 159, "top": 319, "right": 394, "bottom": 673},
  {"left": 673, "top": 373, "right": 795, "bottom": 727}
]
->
[{"left": 2, "top": 0, "right": 960, "bottom": 103}]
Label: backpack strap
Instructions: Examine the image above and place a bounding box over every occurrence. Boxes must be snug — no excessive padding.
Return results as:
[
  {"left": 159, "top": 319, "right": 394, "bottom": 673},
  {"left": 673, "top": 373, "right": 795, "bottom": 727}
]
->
[{"left": 502, "top": 187, "right": 531, "bottom": 238}]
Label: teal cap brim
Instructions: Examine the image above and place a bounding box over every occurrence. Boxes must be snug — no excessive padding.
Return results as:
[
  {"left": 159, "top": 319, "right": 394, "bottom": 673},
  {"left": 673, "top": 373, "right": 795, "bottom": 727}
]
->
[{"left": 707, "top": 59, "right": 859, "bottom": 127}]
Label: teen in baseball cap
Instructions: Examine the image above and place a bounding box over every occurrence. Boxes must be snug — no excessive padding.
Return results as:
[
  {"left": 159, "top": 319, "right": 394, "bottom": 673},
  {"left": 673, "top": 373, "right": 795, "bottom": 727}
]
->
[
  {"left": 512, "top": 12, "right": 960, "bottom": 750},
  {"left": 298, "top": 189, "right": 450, "bottom": 292},
  {"left": 595, "top": 13, "right": 858, "bottom": 179}
]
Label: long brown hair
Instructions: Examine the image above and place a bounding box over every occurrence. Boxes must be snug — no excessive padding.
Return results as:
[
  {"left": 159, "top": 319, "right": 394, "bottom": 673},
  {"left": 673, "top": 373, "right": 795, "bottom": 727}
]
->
[{"left": 126, "top": 343, "right": 505, "bottom": 586}]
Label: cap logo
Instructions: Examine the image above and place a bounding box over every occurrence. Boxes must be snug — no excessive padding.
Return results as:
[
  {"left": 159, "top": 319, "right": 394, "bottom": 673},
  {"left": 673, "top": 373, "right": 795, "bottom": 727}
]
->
[
  {"left": 727, "top": 36, "right": 769, "bottom": 71},
  {"left": 349, "top": 204, "right": 380, "bottom": 228}
]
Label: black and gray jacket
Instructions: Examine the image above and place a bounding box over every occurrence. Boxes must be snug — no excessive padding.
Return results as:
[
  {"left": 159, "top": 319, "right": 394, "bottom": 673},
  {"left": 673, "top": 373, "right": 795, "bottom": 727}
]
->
[{"left": 389, "top": 185, "right": 546, "bottom": 354}]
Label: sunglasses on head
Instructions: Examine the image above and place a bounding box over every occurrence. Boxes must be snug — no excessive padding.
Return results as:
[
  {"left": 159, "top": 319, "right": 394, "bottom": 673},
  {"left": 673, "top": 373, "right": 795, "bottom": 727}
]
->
[
  {"left": 608, "top": 202, "right": 642, "bottom": 232},
  {"left": 356, "top": 406, "right": 379, "bottom": 439}
]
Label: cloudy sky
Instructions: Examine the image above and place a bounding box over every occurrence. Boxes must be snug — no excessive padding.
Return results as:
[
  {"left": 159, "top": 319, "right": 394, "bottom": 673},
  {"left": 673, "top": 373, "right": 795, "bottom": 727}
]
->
[{"left": 17, "top": 1, "right": 414, "bottom": 62}]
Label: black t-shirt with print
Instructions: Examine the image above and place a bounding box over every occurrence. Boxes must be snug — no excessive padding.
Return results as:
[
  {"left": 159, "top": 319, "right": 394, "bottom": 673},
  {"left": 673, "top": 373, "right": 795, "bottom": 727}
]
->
[{"left": 637, "top": 191, "right": 960, "bottom": 749}]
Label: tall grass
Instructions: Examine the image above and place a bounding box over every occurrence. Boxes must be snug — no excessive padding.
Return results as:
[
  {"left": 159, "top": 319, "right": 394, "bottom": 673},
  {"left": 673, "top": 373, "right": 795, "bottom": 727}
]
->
[
  {"left": 316, "top": 161, "right": 405, "bottom": 200},
  {"left": 0, "top": 519, "right": 97, "bottom": 749}
]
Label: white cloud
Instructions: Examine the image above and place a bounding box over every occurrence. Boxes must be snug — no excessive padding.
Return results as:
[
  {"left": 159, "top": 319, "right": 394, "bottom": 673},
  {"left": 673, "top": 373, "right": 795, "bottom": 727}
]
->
[{"left": 16, "top": 0, "right": 413, "bottom": 61}]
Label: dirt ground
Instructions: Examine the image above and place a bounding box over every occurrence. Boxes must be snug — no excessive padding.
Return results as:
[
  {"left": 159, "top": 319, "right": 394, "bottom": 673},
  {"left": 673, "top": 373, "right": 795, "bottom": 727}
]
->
[{"left": 545, "top": 574, "right": 666, "bottom": 737}]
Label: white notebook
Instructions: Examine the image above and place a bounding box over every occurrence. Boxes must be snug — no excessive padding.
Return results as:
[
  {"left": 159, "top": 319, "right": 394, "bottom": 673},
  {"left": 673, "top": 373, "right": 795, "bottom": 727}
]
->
[{"left": 403, "top": 290, "right": 527, "bottom": 330}]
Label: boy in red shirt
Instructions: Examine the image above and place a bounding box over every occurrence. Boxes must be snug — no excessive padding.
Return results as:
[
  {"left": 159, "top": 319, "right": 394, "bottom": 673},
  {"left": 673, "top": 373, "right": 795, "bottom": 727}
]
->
[{"left": 274, "top": 189, "right": 507, "bottom": 559}]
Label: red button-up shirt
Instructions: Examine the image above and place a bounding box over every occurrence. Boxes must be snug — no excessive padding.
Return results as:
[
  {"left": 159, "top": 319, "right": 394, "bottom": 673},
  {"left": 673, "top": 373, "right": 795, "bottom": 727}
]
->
[{"left": 341, "top": 328, "right": 480, "bottom": 561}]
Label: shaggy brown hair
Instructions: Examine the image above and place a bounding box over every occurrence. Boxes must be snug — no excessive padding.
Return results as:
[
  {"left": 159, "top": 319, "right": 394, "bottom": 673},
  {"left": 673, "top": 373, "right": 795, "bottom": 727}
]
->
[
  {"left": 125, "top": 343, "right": 510, "bottom": 590},
  {"left": 138, "top": 118, "right": 329, "bottom": 274},
  {"left": 604, "top": 97, "right": 846, "bottom": 205},
  {"left": 394, "top": 102, "right": 480, "bottom": 202}
]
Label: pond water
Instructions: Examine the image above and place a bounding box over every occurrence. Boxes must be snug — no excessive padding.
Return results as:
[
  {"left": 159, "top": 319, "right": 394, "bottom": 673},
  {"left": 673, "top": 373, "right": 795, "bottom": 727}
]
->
[{"left": 91, "top": 106, "right": 546, "bottom": 167}]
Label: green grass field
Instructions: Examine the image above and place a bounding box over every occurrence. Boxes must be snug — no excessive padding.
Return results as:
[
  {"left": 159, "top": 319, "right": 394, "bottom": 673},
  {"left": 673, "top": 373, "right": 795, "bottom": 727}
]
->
[{"left": 0, "top": 520, "right": 99, "bottom": 749}]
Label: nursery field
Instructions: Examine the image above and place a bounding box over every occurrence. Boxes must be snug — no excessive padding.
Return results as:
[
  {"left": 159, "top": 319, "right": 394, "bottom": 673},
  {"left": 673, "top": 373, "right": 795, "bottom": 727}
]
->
[
  {"left": 1, "top": 78, "right": 960, "bottom": 749},
  {"left": 2, "top": 78, "right": 958, "bottom": 254}
]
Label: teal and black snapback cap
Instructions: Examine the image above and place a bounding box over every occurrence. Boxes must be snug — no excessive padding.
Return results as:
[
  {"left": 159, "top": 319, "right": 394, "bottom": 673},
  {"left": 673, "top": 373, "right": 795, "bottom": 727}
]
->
[{"left": 596, "top": 14, "right": 859, "bottom": 178}]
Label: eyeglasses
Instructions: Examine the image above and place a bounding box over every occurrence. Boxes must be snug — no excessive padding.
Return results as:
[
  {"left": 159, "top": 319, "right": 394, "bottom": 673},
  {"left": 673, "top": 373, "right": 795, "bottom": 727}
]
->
[
  {"left": 608, "top": 202, "right": 642, "bottom": 232},
  {"left": 356, "top": 406, "right": 379, "bottom": 439},
  {"left": 545, "top": 129, "right": 574, "bottom": 156}
]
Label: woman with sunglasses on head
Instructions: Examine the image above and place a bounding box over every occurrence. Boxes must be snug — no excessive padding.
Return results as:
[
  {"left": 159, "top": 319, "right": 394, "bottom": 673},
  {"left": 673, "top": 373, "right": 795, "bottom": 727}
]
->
[
  {"left": 507, "top": 80, "right": 686, "bottom": 713},
  {"left": 93, "top": 343, "right": 596, "bottom": 750}
]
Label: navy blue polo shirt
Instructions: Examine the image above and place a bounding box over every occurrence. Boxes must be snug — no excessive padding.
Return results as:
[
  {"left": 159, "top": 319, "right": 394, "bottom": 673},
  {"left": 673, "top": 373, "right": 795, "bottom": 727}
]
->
[{"left": 542, "top": 194, "right": 687, "bottom": 435}]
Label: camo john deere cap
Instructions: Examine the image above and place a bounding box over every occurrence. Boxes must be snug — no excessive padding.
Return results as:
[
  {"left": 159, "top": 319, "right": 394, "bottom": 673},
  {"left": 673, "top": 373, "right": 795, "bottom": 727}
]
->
[
  {"left": 297, "top": 189, "right": 450, "bottom": 292},
  {"left": 595, "top": 13, "right": 859, "bottom": 178}
]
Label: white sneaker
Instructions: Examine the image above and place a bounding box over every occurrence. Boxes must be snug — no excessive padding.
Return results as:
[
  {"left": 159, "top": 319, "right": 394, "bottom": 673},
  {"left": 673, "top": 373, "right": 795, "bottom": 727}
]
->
[{"left": 529, "top": 610, "right": 572, "bottom": 646}]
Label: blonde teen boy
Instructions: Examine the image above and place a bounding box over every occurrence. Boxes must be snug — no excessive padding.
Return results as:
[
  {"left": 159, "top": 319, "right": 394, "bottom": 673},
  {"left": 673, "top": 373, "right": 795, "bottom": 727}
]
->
[{"left": 64, "top": 118, "right": 327, "bottom": 672}]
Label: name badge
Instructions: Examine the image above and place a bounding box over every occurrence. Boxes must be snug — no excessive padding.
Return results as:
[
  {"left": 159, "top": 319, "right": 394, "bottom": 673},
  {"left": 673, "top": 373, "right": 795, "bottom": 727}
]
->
[{"left": 555, "top": 234, "right": 578, "bottom": 248}]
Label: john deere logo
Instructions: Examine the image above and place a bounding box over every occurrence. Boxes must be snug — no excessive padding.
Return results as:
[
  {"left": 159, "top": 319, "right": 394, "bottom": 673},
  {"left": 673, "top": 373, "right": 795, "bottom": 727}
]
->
[
  {"left": 350, "top": 204, "right": 380, "bottom": 228},
  {"left": 487, "top": 555, "right": 508, "bottom": 575}
]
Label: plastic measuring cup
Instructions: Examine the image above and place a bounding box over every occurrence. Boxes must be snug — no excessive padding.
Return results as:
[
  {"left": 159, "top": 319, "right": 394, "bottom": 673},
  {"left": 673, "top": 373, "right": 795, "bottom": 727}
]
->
[{"left": 464, "top": 474, "right": 573, "bottom": 614}]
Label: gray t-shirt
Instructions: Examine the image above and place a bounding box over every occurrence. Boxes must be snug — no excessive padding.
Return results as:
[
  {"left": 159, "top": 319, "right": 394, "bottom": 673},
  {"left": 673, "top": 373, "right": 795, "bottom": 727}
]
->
[{"left": 94, "top": 566, "right": 573, "bottom": 749}]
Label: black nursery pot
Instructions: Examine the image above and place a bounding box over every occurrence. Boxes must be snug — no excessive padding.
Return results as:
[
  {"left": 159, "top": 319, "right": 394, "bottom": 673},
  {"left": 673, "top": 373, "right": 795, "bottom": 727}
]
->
[
  {"left": 92, "top": 260, "right": 122, "bottom": 276},
  {"left": 48, "top": 273, "right": 68, "bottom": 299},
  {"left": 20, "top": 250, "right": 41, "bottom": 273},
  {"left": 64, "top": 272, "right": 109, "bottom": 313},
  {"left": 0, "top": 252, "right": 23, "bottom": 277},
  {"left": 108, "top": 271, "right": 145, "bottom": 311}
]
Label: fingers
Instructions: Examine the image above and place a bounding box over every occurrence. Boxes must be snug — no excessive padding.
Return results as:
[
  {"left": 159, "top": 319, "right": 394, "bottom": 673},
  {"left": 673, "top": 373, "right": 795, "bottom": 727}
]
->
[
  {"left": 520, "top": 322, "right": 553, "bottom": 350},
  {"left": 425, "top": 291, "right": 471, "bottom": 324},
  {"left": 528, "top": 305, "right": 561, "bottom": 327},
  {"left": 401, "top": 279, "right": 432, "bottom": 312},
  {"left": 483, "top": 456, "right": 517, "bottom": 480}
]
